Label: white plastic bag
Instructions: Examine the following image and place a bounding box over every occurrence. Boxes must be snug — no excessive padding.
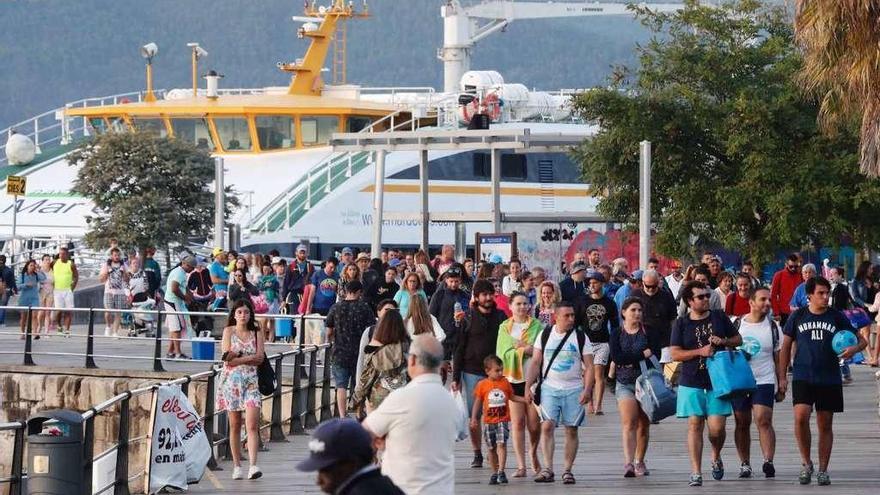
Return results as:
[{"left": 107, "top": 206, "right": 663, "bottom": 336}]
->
[{"left": 452, "top": 391, "right": 469, "bottom": 442}]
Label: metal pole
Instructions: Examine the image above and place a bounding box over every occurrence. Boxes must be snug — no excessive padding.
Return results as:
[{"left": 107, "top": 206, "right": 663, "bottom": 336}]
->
[
  {"left": 639, "top": 140, "right": 652, "bottom": 270},
  {"left": 490, "top": 148, "right": 501, "bottom": 233},
  {"left": 370, "top": 150, "right": 387, "bottom": 258},
  {"left": 11, "top": 194, "right": 17, "bottom": 263},
  {"left": 419, "top": 149, "right": 430, "bottom": 252},
  {"left": 214, "top": 157, "right": 225, "bottom": 250},
  {"left": 454, "top": 222, "right": 467, "bottom": 261}
]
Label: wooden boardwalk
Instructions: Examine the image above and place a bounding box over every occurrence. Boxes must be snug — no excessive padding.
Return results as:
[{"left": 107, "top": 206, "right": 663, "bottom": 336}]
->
[{"left": 190, "top": 367, "right": 880, "bottom": 495}]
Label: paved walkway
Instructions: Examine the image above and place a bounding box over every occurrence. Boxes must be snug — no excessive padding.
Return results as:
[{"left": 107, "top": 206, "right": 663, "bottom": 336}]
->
[{"left": 191, "top": 367, "right": 880, "bottom": 495}]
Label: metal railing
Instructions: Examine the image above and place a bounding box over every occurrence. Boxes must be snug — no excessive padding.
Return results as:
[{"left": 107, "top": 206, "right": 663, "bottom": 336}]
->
[{"left": 0, "top": 306, "right": 335, "bottom": 495}]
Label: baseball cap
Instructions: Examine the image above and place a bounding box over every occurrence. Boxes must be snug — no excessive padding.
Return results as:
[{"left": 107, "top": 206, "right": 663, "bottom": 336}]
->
[
  {"left": 296, "top": 244, "right": 308, "bottom": 253},
  {"left": 181, "top": 254, "right": 196, "bottom": 266},
  {"left": 271, "top": 256, "right": 284, "bottom": 265},
  {"left": 586, "top": 270, "right": 605, "bottom": 283},
  {"left": 195, "top": 256, "right": 207, "bottom": 266},
  {"left": 296, "top": 419, "right": 373, "bottom": 472},
  {"left": 211, "top": 247, "right": 223, "bottom": 257},
  {"left": 630, "top": 269, "right": 644, "bottom": 282},
  {"left": 570, "top": 260, "right": 587, "bottom": 274},
  {"left": 356, "top": 252, "right": 370, "bottom": 261},
  {"left": 341, "top": 247, "right": 353, "bottom": 255},
  {"left": 388, "top": 258, "right": 401, "bottom": 268}
]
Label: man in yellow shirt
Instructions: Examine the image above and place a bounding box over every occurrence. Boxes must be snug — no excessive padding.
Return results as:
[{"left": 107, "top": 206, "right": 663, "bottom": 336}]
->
[{"left": 51, "top": 246, "right": 78, "bottom": 335}]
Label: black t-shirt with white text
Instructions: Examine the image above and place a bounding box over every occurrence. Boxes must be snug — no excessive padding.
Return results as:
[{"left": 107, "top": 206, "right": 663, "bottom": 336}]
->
[
  {"left": 670, "top": 310, "right": 737, "bottom": 390},
  {"left": 783, "top": 307, "right": 854, "bottom": 385}
]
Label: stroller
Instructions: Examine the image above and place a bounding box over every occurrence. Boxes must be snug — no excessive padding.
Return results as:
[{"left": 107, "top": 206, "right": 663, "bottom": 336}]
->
[{"left": 128, "top": 297, "right": 158, "bottom": 337}]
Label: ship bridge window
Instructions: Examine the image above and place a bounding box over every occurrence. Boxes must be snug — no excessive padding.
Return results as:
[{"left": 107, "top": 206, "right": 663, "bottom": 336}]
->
[
  {"left": 88, "top": 118, "right": 107, "bottom": 135},
  {"left": 301, "top": 116, "right": 339, "bottom": 146},
  {"left": 170, "top": 118, "right": 214, "bottom": 151},
  {"left": 213, "top": 117, "right": 252, "bottom": 151},
  {"left": 346, "top": 116, "right": 373, "bottom": 133},
  {"left": 131, "top": 118, "right": 168, "bottom": 137},
  {"left": 473, "top": 153, "right": 527, "bottom": 181},
  {"left": 255, "top": 116, "right": 294, "bottom": 150}
]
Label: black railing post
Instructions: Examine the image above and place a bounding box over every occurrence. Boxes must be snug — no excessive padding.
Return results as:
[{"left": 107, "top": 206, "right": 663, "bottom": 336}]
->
[
  {"left": 217, "top": 410, "right": 231, "bottom": 460},
  {"left": 83, "top": 411, "right": 95, "bottom": 495},
  {"left": 85, "top": 308, "right": 98, "bottom": 369},
  {"left": 304, "top": 347, "right": 319, "bottom": 428},
  {"left": 269, "top": 355, "right": 287, "bottom": 442},
  {"left": 23, "top": 307, "right": 35, "bottom": 366},
  {"left": 10, "top": 421, "right": 25, "bottom": 495},
  {"left": 113, "top": 394, "right": 132, "bottom": 495},
  {"left": 153, "top": 309, "right": 165, "bottom": 372},
  {"left": 204, "top": 371, "right": 222, "bottom": 471},
  {"left": 289, "top": 349, "right": 305, "bottom": 435},
  {"left": 319, "top": 345, "right": 334, "bottom": 422}
]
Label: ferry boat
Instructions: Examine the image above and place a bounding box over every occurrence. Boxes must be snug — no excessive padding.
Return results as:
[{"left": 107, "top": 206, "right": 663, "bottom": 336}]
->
[{"left": 0, "top": 1, "right": 680, "bottom": 272}]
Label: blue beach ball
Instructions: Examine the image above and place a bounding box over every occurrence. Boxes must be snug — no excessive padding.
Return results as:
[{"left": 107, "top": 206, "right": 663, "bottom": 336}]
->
[{"left": 831, "top": 330, "right": 857, "bottom": 355}]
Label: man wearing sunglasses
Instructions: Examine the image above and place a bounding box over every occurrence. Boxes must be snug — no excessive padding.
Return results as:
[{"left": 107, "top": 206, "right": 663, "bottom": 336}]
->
[
  {"left": 770, "top": 253, "right": 802, "bottom": 325},
  {"left": 631, "top": 269, "right": 677, "bottom": 363},
  {"left": 670, "top": 281, "right": 742, "bottom": 486}
]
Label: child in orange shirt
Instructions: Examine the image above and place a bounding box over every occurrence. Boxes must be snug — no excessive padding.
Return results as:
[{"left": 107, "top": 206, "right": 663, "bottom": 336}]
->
[{"left": 471, "top": 354, "right": 527, "bottom": 485}]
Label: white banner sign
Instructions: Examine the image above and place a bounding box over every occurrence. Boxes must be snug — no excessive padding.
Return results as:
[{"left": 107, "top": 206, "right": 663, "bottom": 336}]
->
[{"left": 146, "top": 385, "right": 211, "bottom": 494}]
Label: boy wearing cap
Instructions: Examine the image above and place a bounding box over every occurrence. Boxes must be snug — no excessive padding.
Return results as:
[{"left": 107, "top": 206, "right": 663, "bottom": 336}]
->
[
  {"left": 297, "top": 418, "right": 403, "bottom": 495},
  {"left": 578, "top": 271, "right": 618, "bottom": 415}
]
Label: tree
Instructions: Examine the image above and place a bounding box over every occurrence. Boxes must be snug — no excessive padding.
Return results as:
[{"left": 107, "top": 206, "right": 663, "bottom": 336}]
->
[
  {"left": 570, "top": 0, "right": 880, "bottom": 264},
  {"left": 795, "top": 0, "right": 880, "bottom": 178},
  {"left": 68, "top": 132, "right": 239, "bottom": 254}
]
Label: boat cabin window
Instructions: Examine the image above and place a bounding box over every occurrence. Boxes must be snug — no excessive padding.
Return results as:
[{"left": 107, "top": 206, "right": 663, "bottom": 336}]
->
[
  {"left": 300, "top": 116, "right": 339, "bottom": 146},
  {"left": 255, "top": 116, "right": 295, "bottom": 150},
  {"left": 346, "top": 116, "right": 373, "bottom": 133},
  {"left": 170, "top": 118, "right": 215, "bottom": 151},
  {"left": 213, "top": 117, "right": 252, "bottom": 151},
  {"left": 131, "top": 118, "right": 168, "bottom": 137},
  {"left": 473, "top": 153, "right": 527, "bottom": 181},
  {"left": 88, "top": 118, "right": 107, "bottom": 135}
]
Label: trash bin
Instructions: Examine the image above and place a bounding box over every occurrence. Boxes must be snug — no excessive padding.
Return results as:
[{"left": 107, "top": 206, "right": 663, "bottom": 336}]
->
[{"left": 26, "top": 410, "right": 86, "bottom": 495}]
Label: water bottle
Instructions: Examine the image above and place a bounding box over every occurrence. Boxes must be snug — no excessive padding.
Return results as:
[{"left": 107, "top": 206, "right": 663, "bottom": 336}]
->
[{"left": 454, "top": 301, "right": 463, "bottom": 327}]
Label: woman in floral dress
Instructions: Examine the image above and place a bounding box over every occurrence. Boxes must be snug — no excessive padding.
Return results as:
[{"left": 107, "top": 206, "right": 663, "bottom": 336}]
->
[{"left": 216, "top": 299, "right": 265, "bottom": 481}]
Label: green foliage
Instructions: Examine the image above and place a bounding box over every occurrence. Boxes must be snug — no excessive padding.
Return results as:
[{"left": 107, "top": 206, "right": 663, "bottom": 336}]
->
[
  {"left": 571, "top": 0, "right": 880, "bottom": 263},
  {"left": 68, "top": 132, "right": 239, "bottom": 251}
]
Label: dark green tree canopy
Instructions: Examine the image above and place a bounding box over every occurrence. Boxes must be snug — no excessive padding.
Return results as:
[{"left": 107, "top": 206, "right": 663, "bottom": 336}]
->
[
  {"left": 572, "top": 0, "right": 880, "bottom": 263},
  {"left": 68, "top": 132, "right": 238, "bottom": 251}
]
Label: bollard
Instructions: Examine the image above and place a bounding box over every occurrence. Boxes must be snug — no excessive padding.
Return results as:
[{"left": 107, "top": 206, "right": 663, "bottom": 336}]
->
[
  {"left": 23, "top": 307, "right": 35, "bottom": 366},
  {"left": 289, "top": 349, "right": 305, "bottom": 435},
  {"left": 85, "top": 308, "right": 98, "bottom": 369},
  {"left": 204, "top": 371, "right": 222, "bottom": 471},
  {"left": 114, "top": 394, "right": 132, "bottom": 495},
  {"left": 269, "top": 355, "right": 287, "bottom": 442},
  {"left": 304, "top": 347, "right": 319, "bottom": 428},
  {"left": 319, "top": 345, "right": 333, "bottom": 422},
  {"left": 153, "top": 309, "right": 165, "bottom": 372}
]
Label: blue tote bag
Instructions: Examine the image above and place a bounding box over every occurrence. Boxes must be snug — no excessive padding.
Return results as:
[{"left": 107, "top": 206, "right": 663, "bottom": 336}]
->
[{"left": 707, "top": 350, "right": 757, "bottom": 399}]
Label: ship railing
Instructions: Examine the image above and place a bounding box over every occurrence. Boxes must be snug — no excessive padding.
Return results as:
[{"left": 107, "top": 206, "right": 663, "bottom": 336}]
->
[{"left": 0, "top": 306, "right": 333, "bottom": 495}]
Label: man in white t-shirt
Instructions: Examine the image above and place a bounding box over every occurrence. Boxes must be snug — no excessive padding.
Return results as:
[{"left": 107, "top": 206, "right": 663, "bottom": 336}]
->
[
  {"left": 524, "top": 302, "right": 594, "bottom": 484},
  {"left": 731, "top": 286, "right": 782, "bottom": 479},
  {"left": 363, "top": 334, "right": 461, "bottom": 495}
]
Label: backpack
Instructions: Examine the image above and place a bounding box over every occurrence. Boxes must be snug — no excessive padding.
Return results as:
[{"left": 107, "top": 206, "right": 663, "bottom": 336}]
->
[
  {"left": 733, "top": 316, "right": 779, "bottom": 356},
  {"left": 363, "top": 348, "right": 409, "bottom": 407}
]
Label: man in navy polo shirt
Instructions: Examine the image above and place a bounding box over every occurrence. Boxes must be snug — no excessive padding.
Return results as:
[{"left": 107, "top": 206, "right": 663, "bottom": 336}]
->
[{"left": 778, "top": 277, "right": 867, "bottom": 486}]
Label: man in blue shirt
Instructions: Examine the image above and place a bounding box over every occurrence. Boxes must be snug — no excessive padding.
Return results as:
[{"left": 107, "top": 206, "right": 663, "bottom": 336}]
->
[
  {"left": 778, "top": 277, "right": 866, "bottom": 486},
  {"left": 789, "top": 263, "right": 817, "bottom": 312},
  {"left": 208, "top": 248, "right": 230, "bottom": 298},
  {"left": 309, "top": 257, "right": 339, "bottom": 316}
]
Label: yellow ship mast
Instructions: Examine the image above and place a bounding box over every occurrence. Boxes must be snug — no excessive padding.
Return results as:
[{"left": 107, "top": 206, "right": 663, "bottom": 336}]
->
[{"left": 280, "top": 0, "right": 369, "bottom": 96}]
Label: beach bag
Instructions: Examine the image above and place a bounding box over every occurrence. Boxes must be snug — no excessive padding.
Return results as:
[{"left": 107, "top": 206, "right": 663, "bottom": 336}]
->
[
  {"left": 257, "top": 352, "right": 277, "bottom": 396},
  {"left": 635, "top": 356, "right": 677, "bottom": 422},
  {"left": 707, "top": 349, "right": 757, "bottom": 399},
  {"left": 250, "top": 294, "right": 269, "bottom": 314},
  {"left": 452, "top": 391, "right": 469, "bottom": 442}
]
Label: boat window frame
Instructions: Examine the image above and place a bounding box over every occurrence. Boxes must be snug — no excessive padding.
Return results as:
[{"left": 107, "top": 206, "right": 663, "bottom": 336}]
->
[
  {"left": 254, "top": 115, "right": 296, "bottom": 151},
  {"left": 129, "top": 115, "right": 171, "bottom": 137},
  {"left": 209, "top": 115, "right": 256, "bottom": 153},
  {"left": 298, "top": 114, "right": 342, "bottom": 148},
  {"left": 169, "top": 116, "right": 216, "bottom": 152}
]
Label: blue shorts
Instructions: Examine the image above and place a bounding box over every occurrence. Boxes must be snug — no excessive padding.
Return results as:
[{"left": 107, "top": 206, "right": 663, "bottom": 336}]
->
[
  {"left": 332, "top": 364, "right": 354, "bottom": 390},
  {"left": 461, "top": 372, "right": 486, "bottom": 418},
  {"left": 676, "top": 385, "right": 733, "bottom": 418},
  {"left": 538, "top": 386, "right": 585, "bottom": 427},
  {"left": 615, "top": 382, "right": 637, "bottom": 401},
  {"left": 731, "top": 384, "right": 776, "bottom": 411}
]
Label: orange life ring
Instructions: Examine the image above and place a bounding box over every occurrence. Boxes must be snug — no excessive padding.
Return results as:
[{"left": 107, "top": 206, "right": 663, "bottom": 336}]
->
[{"left": 462, "top": 93, "right": 502, "bottom": 123}]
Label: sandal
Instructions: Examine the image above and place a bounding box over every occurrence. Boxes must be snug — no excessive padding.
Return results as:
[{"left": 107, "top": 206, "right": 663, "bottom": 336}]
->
[
  {"left": 534, "top": 469, "right": 555, "bottom": 483},
  {"left": 512, "top": 468, "right": 527, "bottom": 478},
  {"left": 562, "top": 471, "right": 576, "bottom": 484}
]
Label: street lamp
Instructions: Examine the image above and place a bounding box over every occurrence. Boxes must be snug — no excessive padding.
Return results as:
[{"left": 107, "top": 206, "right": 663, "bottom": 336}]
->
[
  {"left": 187, "top": 42, "right": 208, "bottom": 97},
  {"left": 140, "top": 42, "right": 159, "bottom": 102}
]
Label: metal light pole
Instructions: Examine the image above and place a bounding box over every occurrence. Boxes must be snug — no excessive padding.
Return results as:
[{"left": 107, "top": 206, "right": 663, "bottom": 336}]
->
[
  {"left": 639, "top": 141, "right": 652, "bottom": 270},
  {"left": 214, "top": 157, "right": 225, "bottom": 250}
]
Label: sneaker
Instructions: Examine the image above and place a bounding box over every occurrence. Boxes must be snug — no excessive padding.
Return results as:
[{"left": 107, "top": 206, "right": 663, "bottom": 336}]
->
[
  {"left": 799, "top": 463, "right": 814, "bottom": 485},
  {"left": 248, "top": 465, "right": 262, "bottom": 480},
  {"left": 762, "top": 460, "right": 775, "bottom": 478},
  {"left": 166, "top": 353, "right": 177, "bottom": 359},
  {"left": 471, "top": 453, "right": 483, "bottom": 469},
  {"left": 488, "top": 473, "right": 499, "bottom": 485},
  {"left": 711, "top": 459, "right": 724, "bottom": 481},
  {"left": 624, "top": 463, "right": 635, "bottom": 478},
  {"left": 688, "top": 473, "right": 703, "bottom": 486},
  {"left": 177, "top": 353, "right": 191, "bottom": 360},
  {"left": 497, "top": 471, "right": 508, "bottom": 484},
  {"left": 634, "top": 461, "right": 650, "bottom": 476},
  {"left": 816, "top": 471, "right": 830, "bottom": 486},
  {"left": 104, "top": 327, "right": 111, "bottom": 337},
  {"left": 739, "top": 462, "right": 752, "bottom": 478},
  {"left": 232, "top": 466, "right": 243, "bottom": 480}
]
